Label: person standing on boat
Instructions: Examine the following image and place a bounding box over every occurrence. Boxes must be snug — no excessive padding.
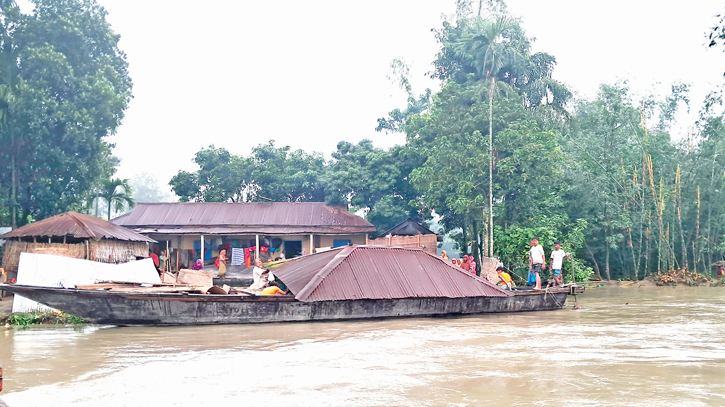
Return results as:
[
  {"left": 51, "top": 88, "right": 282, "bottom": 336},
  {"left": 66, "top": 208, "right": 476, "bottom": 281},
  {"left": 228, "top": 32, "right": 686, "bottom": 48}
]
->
[
  {"left": 548, "top": 241, "right": 569, "bottom": 287},
  {"left": 215, "top": 249, "right": 228, "bottom": 277},
  {"left": 529, "top": 238, "right": 545, "bottom": 290}
]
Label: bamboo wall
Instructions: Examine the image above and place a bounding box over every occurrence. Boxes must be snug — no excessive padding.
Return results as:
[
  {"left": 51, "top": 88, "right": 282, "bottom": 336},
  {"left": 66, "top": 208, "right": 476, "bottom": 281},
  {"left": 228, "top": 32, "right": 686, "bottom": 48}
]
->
[
  {"left": 2, "top": 241, "right": 86, "bottom": 274},
  {"left": 368, "top": 234, "right": 438, "bottom": 255},
  {"left": 89, "top": 240, "right": 149, "bottom": 264},
  {"left": 1, "top": 239, "right": 150, "bottom": 274}
]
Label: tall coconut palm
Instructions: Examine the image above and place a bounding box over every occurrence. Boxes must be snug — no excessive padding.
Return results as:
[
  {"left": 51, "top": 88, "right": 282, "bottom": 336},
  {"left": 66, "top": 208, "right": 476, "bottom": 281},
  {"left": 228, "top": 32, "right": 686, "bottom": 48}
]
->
[
  {"left": 95, "top": 178, "right": 135, "bottom": 220},
  {"left": 456, "top": 16, "right": 522, "bottom": 257}
]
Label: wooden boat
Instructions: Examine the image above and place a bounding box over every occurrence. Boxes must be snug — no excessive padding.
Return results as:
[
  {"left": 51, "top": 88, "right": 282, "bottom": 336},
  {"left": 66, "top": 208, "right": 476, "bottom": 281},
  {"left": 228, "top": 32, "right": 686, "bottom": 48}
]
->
[
  {"left": 0, "top": 283, "right": 583, "bottom": 326},
  {"left": 0, "top": 246, "right": 585, "bottom": 326}
]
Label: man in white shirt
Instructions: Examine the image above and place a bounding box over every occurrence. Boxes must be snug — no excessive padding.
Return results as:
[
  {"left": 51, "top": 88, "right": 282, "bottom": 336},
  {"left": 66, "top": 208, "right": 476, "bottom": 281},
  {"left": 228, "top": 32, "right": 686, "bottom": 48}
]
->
[
  {"left": 529, "top": 237, "right": 545, "bottom": 290},
  {"left": 548, "top": 241, "right": 569, "bottom": 287}
]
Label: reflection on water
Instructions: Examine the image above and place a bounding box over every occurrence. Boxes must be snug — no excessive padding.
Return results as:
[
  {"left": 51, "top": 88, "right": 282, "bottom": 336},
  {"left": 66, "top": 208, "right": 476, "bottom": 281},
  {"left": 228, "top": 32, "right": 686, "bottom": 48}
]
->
[{"left": 1, "top": 287, "right": 725, "bottom": 406}]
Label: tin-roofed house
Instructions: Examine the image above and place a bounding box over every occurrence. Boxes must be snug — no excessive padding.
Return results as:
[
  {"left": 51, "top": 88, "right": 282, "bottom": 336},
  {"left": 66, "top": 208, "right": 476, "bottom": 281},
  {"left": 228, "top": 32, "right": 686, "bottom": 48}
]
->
[
  {"left": 369, "top": 218, "right": 442, "bottom": 255},
  {"left": 1, "top": 211, "right": 156, "bottom": 277},
  {"left": 112, "top": 202, "right": 377, "bottom": 270}
]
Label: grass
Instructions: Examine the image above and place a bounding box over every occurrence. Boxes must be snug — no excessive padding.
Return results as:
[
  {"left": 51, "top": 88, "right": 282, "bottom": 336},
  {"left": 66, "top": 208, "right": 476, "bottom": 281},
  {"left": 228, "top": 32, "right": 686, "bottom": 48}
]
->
[{"left": 1, "top": 311, "right": 86, "bottom": 327}]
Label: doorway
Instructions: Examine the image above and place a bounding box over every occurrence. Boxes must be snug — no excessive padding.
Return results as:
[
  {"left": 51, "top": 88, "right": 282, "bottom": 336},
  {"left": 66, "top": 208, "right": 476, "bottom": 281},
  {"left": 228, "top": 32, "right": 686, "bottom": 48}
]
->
[{"left": 283, "top": 240, "right": 302, "bottom": 258}]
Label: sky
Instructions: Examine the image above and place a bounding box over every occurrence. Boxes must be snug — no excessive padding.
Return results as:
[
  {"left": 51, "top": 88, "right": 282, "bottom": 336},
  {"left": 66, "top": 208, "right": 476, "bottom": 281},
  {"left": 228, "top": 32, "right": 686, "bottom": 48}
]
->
[{"left": 93, "top": 0, "right": 725, "bottom": 192}]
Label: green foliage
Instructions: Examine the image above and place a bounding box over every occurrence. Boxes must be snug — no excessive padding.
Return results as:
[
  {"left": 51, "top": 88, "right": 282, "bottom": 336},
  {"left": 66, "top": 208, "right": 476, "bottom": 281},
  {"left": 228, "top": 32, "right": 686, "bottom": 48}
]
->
[
  {"left": 170, "top": 141, "right": 326, "bottom": 204},
  {"left": 2, "top": 311, "right": 86, "bottom": 326},
  {"left": 494, "top": 216, "right": 593, "bottom": 282},
  {"left": 0, "top": 0, "right": 131, "bottom": 225},
  {"left": 94, "top": 178, "right": 134, "bottom": 220},
  {"left": 321, "top": 140, "right": 424, "bottom": 235}
]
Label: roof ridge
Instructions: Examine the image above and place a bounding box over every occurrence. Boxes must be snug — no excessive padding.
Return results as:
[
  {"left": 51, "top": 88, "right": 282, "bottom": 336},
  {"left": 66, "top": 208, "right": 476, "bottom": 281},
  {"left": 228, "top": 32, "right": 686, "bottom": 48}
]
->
[
  {"left": 67, "top": 211, "right": 98, "bottom": 239},
  {"left": 296, "top": 246, "right": 356, "bottom": 301}
]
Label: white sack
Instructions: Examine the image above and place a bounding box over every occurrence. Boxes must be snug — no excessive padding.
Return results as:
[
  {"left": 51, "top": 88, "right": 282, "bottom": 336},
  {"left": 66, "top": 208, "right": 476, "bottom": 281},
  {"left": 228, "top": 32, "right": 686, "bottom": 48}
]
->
[{"left": 13, "top": 252, "right": 161, "bottom": 313}]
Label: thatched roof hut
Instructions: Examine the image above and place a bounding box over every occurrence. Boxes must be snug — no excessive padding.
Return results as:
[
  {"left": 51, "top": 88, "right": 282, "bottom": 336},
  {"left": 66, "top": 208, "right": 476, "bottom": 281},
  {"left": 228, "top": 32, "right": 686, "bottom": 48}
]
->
[{"left": 1, "top": 211, "right": 156, "bottom": 274}]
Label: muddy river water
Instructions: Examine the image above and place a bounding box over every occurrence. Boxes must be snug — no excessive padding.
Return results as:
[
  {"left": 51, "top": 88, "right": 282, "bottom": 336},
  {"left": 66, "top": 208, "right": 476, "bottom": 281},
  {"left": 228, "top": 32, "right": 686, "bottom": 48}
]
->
[{"left": 0, "top": 286, "right": 724, "bottom": 406}]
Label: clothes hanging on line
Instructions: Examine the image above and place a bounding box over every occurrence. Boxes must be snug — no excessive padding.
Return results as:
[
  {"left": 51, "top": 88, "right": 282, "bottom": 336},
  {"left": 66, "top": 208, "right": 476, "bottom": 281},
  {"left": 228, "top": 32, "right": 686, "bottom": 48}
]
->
[{"left": 231, "top": 248, "right": 244, "bottom": 266}]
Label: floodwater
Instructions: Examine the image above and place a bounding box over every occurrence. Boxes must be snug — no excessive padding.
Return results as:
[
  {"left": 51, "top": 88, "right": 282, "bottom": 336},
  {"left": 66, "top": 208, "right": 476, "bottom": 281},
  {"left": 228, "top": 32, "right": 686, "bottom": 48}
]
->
[{"left": 1, "top": 287, "right": 724, "bottom": 406}]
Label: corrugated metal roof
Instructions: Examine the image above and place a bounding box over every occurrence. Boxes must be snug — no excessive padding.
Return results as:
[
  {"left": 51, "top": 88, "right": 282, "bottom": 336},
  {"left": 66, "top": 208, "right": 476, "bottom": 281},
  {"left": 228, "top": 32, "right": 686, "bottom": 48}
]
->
[
  {"left": 273, "top": 245, "right": 511, "bottom": 302},
  {"left": 380, "top": 218, "right": 436, "bottom": 237},
  {"left": 112, "top": 203, "right": 376, "bottom": 233},
  {"left": 1, "top": 212, "right": 156, "bottom": 243}
]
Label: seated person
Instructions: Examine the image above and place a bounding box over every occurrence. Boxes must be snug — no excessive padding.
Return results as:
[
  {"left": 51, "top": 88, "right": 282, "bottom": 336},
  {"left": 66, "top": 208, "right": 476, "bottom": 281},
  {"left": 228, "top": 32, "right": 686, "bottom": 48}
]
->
[
  {"left": 261, "top": 282, "right": 288, "bottom": 296},
  {"left": 496, "top": 266, "right": 514, "bottom": 291},
  {"left": 249, "top": 258, "right": 270, "bottom": 290}
]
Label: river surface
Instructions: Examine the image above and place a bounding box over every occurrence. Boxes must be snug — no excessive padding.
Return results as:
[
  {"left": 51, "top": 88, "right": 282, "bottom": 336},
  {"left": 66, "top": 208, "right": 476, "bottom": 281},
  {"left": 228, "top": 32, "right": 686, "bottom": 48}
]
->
[{"left": 0, "top": 286, "right": 724, "bottom": 406}]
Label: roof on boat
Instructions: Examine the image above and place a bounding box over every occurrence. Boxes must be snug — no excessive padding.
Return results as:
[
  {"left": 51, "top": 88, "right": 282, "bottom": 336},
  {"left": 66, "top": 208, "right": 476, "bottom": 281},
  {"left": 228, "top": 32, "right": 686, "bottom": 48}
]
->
[
  {"left": 112, "top": 202, "right": 376, "bottom": 235},
  {"left": 273, "top": 245, "right": 512, "bottom": 302},
  {"left": 1, "top": 212, "right": 156, "bottom": 243}
]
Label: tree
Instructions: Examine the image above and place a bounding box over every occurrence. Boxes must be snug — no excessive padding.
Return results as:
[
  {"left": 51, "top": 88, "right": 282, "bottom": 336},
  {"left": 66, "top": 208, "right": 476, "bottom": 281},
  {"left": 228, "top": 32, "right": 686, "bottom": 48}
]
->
[
  {"left": 130, "top": 172, "right": 175, "bottom": 203},
  {"left": 170, "top": 141, "right": 326, "bottom": 204},
  {"left": 408, "top": 83, "right": 566, "bottom": 259},
  {"left": 95, "top": 178, "right": 134, "bottom": 220},
  {"left": 0, "top": 0, "right": 132, "bottom": 225},
  {"left": 321, "top": 140, "right": 424, "bottom": 235},
  {"left": 459, "top": 16, "right": 519, "bottom": 257}
]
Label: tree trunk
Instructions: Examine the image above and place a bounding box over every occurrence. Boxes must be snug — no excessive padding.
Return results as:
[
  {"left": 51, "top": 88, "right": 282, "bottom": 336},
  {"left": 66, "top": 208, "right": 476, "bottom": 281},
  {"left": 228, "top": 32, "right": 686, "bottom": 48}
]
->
[
  {"left": 488, "top": 76, "right": 494, "bottom": 257},
  {"left": 695, "top": 186, "right": 700, "bottom": 273},
  {"left": 585, "top": 241, "right": 602, "bottom": 280},
  {"left": 107, "top": 199, "right": 112, "bottom": 221},
  {"left": 10, "top": 132, "right": 16, "bottom": 229},
  {"left": 604, "top": 227, "right": 611, "bottom": 281}
]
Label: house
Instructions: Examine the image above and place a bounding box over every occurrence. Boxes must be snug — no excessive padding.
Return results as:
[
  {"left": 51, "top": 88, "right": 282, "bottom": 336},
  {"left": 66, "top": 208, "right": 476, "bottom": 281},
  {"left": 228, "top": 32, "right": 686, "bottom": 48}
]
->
[
  {"left": 368, "top": 218, "right": 442, "bottom": 255},
  {"left": 112, "top": 202, "right": 376, "bottom": 269},
  {"left": 1, "top": 211, "right": 156, "bottom": 277}
]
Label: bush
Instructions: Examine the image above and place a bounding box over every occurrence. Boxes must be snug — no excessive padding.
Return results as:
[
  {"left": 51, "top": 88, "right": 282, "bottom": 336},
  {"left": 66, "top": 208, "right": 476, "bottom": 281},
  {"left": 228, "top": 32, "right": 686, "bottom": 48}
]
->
[
  {"left": 1, "top": 311, "right": 86, "bottom": 326},
  {"left": 495, "top": 216, "right": 594, "bottom": 282}
]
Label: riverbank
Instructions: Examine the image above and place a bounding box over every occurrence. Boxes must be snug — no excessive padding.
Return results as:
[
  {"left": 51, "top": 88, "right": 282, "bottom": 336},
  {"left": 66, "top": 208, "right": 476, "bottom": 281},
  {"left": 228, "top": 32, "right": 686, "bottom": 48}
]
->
[
  {"left": 582, "top": 270, "right": 724, "bottom": 288},
  {"left": 0, "top": 294, "right": 86, "bottom": 326},
  {"left": 1, "top": 311, "right": 85, "bottom": 326}
]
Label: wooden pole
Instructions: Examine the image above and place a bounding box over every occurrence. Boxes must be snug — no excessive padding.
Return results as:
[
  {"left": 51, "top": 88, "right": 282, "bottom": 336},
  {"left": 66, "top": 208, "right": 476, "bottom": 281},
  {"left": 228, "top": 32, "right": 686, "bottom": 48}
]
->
[
  {"left": 200, "top": 234, "right": 204, "bottom": 264},
  {"left": 256, "top": 234, "right": 260, "bottom": 259}
]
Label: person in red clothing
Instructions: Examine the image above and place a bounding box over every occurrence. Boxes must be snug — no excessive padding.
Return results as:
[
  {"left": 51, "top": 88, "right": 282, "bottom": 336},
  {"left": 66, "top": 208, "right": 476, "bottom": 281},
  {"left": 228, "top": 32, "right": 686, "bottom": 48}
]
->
[
  {"left": 460, "top": 255, "right": 471, "bottom": 272},
  {"left": 149, "top": 251, "right": 160, "bottom": 273}
]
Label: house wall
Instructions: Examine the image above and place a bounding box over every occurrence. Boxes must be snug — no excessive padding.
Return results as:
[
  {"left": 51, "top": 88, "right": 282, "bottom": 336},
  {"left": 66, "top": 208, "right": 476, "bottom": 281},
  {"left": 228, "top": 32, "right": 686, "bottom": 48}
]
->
[
  {"left": 368, "top": 234, "right": 438, "bottom": 255},
  {"left": 1, "top": 239, "right": 149, "bottom": 275},
  {"left": 318, "top": 234, "right": 366, "bottom": 248}
]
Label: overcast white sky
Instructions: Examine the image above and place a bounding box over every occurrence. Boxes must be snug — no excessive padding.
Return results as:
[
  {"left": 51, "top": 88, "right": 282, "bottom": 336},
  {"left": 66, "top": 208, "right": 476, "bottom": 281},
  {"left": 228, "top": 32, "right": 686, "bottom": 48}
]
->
[{"left": 96, "top": 0, "right": 725, "bottom": 190}]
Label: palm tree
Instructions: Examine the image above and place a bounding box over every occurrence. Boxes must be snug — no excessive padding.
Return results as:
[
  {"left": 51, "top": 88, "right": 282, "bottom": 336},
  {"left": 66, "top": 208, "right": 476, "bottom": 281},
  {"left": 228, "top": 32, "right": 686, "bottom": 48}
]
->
[
  {"left": 456, "top": 16, "right": 522, "bottom": 257},
  {"left": 95, "top": 178, "right": 135, "bottom": 220}
]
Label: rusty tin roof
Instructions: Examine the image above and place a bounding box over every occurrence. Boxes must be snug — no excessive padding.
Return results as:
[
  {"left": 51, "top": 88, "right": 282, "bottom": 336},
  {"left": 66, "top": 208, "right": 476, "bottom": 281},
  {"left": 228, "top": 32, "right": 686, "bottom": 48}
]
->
[
  {"left": 112, "top": 202, "right": 376, "bottom": 235},
  {"left": 1, "top": 212, "right": 156, "bottom": 243},
  {"left": 273, "top": 245, "right": 511, "bottom": 302}
]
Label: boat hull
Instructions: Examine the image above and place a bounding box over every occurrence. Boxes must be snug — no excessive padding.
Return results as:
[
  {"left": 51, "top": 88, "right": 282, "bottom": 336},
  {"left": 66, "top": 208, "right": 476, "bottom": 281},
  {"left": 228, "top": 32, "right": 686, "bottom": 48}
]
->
[{"left": 0, "top": 285, "right": 581, "bottom": 326}]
